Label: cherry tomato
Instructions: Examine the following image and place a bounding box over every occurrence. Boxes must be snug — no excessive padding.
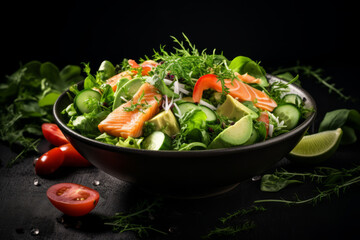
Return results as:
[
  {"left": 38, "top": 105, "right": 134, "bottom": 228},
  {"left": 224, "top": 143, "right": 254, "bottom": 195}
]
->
[
  {"left": 35, "top": 147, "right": 64, "bottom": 175},
  {"left": 258, "top": 112, "right": 270, "bottom": 137},
  {"left": 42, "top": 123, "right": 69, "bottom": 146},
  {"left": 47, "top": 183, "right": 100, "bottom": 216},
  {"left": 59, "top": 143, "right": 92, "bottom": 167}
]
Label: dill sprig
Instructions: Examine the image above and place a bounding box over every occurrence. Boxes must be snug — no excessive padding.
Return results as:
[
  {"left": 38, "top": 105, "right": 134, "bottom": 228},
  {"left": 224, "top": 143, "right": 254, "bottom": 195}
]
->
[
  {"left": 202, "top": 221, "right": 256, "bottom": 239},
  {"left": 272, "top": 64, "right": 352, "bottom": 101},
  {"left": 255, "top": 165, "right": 360, "bottom": 206},
  {"left": 104, "top": 199, "right": 167, "bottom": 237},
  {"left": 152, "top": 33, "right": 234, "bottom": 94},
  {"left": 202, "top": 205, "right": 265, "bottom": 239}
]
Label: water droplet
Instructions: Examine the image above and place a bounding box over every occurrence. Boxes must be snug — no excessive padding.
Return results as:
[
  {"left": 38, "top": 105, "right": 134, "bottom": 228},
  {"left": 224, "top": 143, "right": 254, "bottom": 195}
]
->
[
  {"left": 30, "top": 228, "right": 39, "bottom": 236},
  {"left": 251, "top": 175, "right": 261, "bottom": 181},
  {"left": 92, "top": 180, "right": 100, "bottom": 186},
  {"left": 33, "top": 178, "right": 40, "bottom": 186},
  {"left": 33, "top": 157, "right": 39, "bottom": 166}
]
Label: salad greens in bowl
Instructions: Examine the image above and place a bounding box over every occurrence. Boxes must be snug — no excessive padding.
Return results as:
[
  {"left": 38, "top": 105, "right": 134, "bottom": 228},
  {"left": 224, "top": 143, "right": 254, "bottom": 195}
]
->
[{"left": 54, "top": 35, "right": 316, "bottom": 197}]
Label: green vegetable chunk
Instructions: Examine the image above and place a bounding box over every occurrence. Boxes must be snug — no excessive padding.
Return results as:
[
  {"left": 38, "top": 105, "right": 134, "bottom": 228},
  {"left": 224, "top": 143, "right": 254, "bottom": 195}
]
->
[
  {"left": 217, "top": 95, "right": 258, "bottom": 121},
  {"left": 208, "top": 115, "right": 253, "bottom": 149},
  {"left": 142, "top": 131, "right": 172, "bottom": 150},
  {"left": 147, "top": 110, "right": 180, "bottom": 136}
]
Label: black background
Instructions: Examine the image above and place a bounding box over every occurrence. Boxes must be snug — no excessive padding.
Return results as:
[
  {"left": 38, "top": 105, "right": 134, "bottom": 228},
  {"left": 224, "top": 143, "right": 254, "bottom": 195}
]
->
[
  {"left": 1, "top": 1, "right": 360, "bottom": 239},
  {"left": 1, "top": 0, "right": 359, "bottom": 77},
  {"left": 2, "top": 0, "right": 359, "bottom": 126}
]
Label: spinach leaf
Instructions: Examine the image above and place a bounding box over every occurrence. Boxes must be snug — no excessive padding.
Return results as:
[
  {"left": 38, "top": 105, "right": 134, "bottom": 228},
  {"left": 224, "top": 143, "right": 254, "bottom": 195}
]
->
[
  {"left": 229, "top": 56, "right": 268, "bottom": 87},
  {"left": 319, "top": 109, "right": 360, "bottom": 145},
  {"left": 228, "top": 56, "right": 252, "bottom": 73},
  {"left": 260, "top": 174, "right": 302, "bottom": 192}
]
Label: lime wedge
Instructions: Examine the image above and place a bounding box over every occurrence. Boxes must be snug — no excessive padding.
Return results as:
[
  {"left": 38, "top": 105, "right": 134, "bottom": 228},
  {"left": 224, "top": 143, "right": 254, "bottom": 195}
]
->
[{"left": 288, "top": 128, "right": 343, "bottom": 165}]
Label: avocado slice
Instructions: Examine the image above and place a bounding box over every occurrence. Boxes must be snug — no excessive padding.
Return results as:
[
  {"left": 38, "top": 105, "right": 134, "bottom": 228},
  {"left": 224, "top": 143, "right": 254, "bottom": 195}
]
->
[
  {"left": 217, "top": 95, "right": 258, "bottom": 121},
  {"left": 147, "top": 110, "right": 180, "bottom": 136},
  {"left": 208, "top": 115, "right": 253, "bottom": 149},
  {"left": 112, "top": 78, "right": 144, "bottom": 110}
]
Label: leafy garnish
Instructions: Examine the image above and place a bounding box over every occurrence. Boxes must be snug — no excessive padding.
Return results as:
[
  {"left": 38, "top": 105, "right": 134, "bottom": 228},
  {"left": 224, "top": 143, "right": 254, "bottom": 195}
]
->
[
  {"left": 202, "top": 205, "right": 265, "bottom": 239},
  {"left": 272, "top": 64, "right": 353, "bottom": 101},
  {"left": 319, "top": 109, "right": 360, "bottom": 145},
  {"left": 104, "top": 199, "right": 167, "bottom": 237},
  {"left": 255, "top": 165, "right": 360, "bottom": 205},
  {"left": 0, "top": 61, "right": 83, "bottom": 166},
  {"left": 123, "top": 91, "right": 152, "bottom": 113},
  {"left": 152, "top": 33, "right": 235, "bottom": 95}
]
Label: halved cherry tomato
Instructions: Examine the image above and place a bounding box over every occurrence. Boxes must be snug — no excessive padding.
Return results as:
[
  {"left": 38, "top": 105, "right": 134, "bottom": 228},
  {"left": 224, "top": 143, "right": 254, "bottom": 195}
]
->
[
  {"left": 258, "top": 111, "right": 270, "bottom": 138},
  {"left": 59, "top": 143, "right": 92, "bottom": 167},
  {"left": 42, "top": 123, "right": 69, "bottom": 146},
  {"left": 35, "top": 147, "right": 64, "bottom": 175},
  {"left": 47, "top": 183, "right": 100, "bottom": 216}
]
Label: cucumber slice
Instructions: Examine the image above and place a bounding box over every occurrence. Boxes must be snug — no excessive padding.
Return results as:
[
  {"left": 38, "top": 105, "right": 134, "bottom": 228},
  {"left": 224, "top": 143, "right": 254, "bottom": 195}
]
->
[
  {"left": 174, "top": 102, "right": 217, "bottom": 123},
  {"left": 282, "top": 94, "right": 303, "bottom": 107},
  {"left": 142, "top": 131, "right": 172, "bottom": 150},
  {"left": 74, "top": 89, "right": 101, "bottom": 114},
  {"left": 198, "top": 105, "right": 217, "bottom": 123},
  {"left": 273, "top": 104, "right": 301, "bottom": 130}
]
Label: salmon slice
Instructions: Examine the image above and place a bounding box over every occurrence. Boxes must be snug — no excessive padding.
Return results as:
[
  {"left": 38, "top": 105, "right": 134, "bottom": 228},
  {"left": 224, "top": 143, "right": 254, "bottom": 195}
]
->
[
  {"left": 226, "top": 79, "right": 277, "bottom": 111},
  {"left": 106, "top": 60, "right": 158, "bottom": 92},
  {"left": 234, "top": 72, "right": 261, "bottom": 84},
  {"left": 98, "top": 83, "right": 162, "bottom": 138},
  {"left": 106, "top": 71, "right": 133, "bottom": 92},
  {"left": 192, "top": 74, "right": 277, "bottom": 112}
]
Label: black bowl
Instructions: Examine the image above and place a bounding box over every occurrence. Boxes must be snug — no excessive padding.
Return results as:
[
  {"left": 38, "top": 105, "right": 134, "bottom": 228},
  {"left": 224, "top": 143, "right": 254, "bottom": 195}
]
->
[{"left": 53, "top": 75, "right": 316, "bottom": 198}]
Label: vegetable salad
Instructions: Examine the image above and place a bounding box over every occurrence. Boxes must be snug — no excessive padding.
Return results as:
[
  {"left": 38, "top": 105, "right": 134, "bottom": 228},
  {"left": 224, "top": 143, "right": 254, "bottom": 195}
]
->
[{"left": 62, "top": 35, "right": 311, "bottom": 150}]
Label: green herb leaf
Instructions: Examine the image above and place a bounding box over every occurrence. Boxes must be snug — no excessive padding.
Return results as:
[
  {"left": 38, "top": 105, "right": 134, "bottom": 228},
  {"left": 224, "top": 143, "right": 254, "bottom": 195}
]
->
[
  {"left": 319, "top": 109, "right": 360, "bottom": 145},
  {"left": 260, "top": 174, "right": 302, "bottom": 192}
]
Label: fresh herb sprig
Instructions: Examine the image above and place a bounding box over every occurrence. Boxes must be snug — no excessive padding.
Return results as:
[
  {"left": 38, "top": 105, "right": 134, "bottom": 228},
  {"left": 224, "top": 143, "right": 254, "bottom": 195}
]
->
[
  {"left": 152, "top": 33, "right": 234, "bottom": 94},
  {"left": 123, "top": 91, "right": 152, "bottom": 113},
  {"left": 0, "top": 61, "right": 83, "bottom": 166},
  {"left": 272, "top": 64, "right": 352, "bottom": 101},
  {"left": 202, "top": 205, "right": 265, "bottom": 239},
  {"left": 104, "top": 199, "right": 167, "bottom": 237},
  {"left": 255, "top": 165, "right": 360, "bottom": 205}
]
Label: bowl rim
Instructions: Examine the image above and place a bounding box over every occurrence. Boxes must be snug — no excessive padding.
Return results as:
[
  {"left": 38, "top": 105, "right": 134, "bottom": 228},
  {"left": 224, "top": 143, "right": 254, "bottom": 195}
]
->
[{"left": 53, "top": 74, "right": 317, "bottom": 157}]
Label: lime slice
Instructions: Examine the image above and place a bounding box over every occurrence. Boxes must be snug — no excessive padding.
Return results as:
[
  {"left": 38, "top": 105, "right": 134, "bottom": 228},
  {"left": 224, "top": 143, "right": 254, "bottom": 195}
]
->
[{"left": 288, "top": 128, "right": 343, "bottom": 165}]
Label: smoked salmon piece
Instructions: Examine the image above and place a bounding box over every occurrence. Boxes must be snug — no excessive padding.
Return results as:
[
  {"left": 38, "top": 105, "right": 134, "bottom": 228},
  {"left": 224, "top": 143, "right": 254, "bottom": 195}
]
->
[
  {"left": 106, "top": 71, "right": 133, "bottom": 92},
  {"left": 98, "top": 83, "right": 162, "bottom": 138},
  {"left": 192, "top": 74, "right": 277, "bottom": 112},
  {"left": 234, "top": 72, "right": 261, "bottom": 84},
  {"left": 105, "top": 60, "right": 158, "bottom": 92}
]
